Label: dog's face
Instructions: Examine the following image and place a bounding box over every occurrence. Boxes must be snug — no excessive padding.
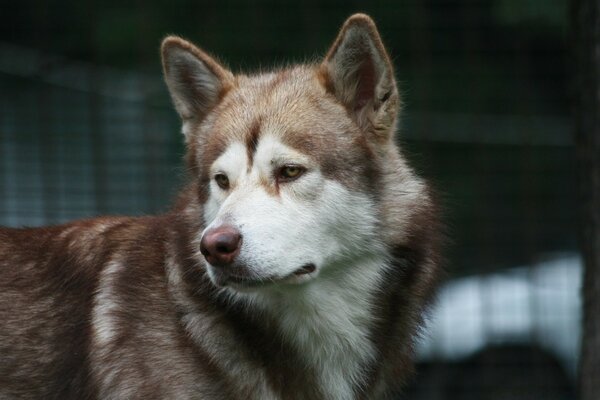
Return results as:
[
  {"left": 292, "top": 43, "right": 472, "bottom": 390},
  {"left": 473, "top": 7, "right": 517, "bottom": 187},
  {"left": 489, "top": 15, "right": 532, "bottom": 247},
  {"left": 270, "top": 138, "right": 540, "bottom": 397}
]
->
[
  {"left": 196, "top": 77, "right": 382, "bottom": 289},
  {"left": 162, "top": 14, "right": 400, "bottom": 290}
]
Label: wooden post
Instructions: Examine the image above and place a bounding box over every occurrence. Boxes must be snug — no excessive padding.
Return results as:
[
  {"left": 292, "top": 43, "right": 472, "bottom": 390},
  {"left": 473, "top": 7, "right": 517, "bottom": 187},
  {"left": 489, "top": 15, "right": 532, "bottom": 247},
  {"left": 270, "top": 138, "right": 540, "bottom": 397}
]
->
[{"left": 572, "top": 0, "right": 600, "bottom": 398}]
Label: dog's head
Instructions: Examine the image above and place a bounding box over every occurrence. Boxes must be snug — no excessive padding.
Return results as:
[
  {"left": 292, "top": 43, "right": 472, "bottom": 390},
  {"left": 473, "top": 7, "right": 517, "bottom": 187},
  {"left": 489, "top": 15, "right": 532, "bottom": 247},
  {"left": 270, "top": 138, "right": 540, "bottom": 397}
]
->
[{"left": 162, "top": 14, "right": 416, "bottom": 290}]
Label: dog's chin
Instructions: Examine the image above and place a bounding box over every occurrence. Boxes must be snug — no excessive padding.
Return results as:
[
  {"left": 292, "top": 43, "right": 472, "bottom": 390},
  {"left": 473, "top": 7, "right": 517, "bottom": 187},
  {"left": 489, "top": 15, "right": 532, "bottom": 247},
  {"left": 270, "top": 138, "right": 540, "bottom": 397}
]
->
[{"left": 207, "top": 263, "right": 317, "bottom": 291}]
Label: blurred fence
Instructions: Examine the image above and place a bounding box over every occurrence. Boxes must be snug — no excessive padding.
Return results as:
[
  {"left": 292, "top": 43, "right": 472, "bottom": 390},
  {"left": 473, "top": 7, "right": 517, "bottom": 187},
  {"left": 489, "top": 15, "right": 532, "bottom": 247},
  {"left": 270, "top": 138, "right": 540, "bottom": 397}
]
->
[
  {"left": 0, "top": 43, "right": 182, "bottom": 226},
  {"left": 0, "top": 4, "right": 580, "bottom": 398}
]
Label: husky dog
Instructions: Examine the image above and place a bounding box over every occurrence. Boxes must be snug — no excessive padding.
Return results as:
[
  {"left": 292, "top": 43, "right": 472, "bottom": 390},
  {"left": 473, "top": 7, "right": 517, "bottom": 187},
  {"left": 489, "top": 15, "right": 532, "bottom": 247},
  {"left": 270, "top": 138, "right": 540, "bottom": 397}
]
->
[{"left": 0, "top": 14, "right": 442, "bottom": 399}]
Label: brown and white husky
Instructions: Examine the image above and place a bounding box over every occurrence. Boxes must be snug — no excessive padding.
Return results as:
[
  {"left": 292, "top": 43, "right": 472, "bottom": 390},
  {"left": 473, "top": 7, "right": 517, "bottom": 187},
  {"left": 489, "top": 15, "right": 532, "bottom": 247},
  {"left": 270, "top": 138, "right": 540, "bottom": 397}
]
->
[{"left": 0, "top": 14, "right": 442, "bottom": 399}]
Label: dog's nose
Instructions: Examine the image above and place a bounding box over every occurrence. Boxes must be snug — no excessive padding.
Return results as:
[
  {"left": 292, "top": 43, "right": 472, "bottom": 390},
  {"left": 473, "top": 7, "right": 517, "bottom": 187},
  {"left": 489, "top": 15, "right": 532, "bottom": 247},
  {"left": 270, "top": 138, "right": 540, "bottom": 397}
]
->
[{"left": 199, "top": 226, "right": 242, "bottom": 267}]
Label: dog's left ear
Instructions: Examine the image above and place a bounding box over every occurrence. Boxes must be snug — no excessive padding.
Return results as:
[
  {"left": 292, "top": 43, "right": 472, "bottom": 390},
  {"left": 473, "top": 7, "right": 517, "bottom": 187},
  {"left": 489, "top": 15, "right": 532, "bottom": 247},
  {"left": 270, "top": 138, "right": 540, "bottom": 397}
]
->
[{"left": 321, "top": 14, "right": 399, "bottom": 140}]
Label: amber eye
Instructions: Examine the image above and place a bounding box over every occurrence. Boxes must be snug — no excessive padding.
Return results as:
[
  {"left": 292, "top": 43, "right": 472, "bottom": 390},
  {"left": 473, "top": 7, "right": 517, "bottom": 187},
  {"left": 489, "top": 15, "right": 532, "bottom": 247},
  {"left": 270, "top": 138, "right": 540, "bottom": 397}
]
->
[
  {"left": 214, "top": 173, "right": 230, "bottom": 189},
  {"left": 278, "top": 165, "right": 305, "bottom": 182}
]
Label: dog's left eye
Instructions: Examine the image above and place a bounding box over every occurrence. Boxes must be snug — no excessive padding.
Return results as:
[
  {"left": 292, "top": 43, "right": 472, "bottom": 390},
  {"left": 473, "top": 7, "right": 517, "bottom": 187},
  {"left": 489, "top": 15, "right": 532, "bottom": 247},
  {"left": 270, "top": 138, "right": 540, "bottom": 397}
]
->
[{"left": 277, "top": 165, "right": 305, "bottom": 182}]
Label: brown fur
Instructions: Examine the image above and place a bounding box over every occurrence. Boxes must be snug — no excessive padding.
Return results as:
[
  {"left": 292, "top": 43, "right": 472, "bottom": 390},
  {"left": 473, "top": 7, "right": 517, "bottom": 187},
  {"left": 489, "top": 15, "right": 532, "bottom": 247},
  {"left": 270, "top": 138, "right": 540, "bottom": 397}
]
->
[{"left": 0, "top": 14, "right": 442, "bottom": 399}]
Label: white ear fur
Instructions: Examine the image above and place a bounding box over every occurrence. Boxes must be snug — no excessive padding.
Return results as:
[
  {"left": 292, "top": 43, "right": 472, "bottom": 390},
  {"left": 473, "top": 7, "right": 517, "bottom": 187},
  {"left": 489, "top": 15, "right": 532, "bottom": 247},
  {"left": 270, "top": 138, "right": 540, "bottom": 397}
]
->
[
  {"left": 322, "top": 14, "right": 399, "bottom": 136},
  {"left": 161, "top": 37, "right": 233, "bottom": 121}
]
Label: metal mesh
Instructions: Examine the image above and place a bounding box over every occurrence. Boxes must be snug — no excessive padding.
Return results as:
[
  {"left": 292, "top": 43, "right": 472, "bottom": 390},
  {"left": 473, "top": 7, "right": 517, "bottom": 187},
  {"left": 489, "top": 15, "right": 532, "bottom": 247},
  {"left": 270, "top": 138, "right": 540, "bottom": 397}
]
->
[{"left": 0, "top": 1, "right": 578, "bottom": 398}]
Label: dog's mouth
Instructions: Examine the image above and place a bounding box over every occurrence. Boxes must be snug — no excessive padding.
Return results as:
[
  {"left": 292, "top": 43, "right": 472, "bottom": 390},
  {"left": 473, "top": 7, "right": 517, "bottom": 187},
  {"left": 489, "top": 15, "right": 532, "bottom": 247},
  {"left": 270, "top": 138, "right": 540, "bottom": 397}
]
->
[
  {"left": 217, "top": 263, "right": 317, "bottom": 289},
  {"left": 293, "top": 263, "right": 316, "bottom": 276}
]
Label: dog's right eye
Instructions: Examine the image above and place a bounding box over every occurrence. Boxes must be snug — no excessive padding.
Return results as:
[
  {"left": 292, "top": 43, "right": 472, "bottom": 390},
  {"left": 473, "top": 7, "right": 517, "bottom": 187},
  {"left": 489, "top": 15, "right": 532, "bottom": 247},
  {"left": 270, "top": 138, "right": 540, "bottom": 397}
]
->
[{"left": 214, "top": 173, "right": 230, "bottom": 190}]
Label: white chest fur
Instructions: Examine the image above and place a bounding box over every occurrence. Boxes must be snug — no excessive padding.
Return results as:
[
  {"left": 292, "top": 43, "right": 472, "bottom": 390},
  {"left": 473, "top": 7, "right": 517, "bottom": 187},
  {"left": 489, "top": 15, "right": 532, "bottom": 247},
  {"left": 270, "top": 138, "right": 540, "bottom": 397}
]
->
[{"left": 249, "top": 256, "right": 389, "bottom": 400}]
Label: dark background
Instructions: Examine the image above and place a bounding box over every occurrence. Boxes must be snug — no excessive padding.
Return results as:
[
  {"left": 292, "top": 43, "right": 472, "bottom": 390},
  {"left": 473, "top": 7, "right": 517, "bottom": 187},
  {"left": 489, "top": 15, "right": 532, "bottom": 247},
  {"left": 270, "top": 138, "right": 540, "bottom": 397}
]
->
[{"left": 0, "top": 1, "right": 578, "bottom": 398}]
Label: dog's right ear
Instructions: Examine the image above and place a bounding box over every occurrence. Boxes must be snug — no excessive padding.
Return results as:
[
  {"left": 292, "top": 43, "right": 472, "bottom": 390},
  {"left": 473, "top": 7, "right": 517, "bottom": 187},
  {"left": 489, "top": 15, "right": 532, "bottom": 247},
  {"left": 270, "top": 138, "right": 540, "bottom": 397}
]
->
[{"left": 161, "top": 37, "right": 234, "bottom": 122}]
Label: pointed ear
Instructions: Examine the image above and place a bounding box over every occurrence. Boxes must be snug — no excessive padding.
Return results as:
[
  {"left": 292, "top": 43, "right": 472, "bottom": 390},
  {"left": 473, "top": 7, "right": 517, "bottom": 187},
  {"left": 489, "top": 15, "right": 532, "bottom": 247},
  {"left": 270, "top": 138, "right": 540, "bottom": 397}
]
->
[
  {"left": 321, "top": 14, "right": 399, "bottom": 138},
  {"left": 161, "top": 36, "right": 234, "bottom": 122}
]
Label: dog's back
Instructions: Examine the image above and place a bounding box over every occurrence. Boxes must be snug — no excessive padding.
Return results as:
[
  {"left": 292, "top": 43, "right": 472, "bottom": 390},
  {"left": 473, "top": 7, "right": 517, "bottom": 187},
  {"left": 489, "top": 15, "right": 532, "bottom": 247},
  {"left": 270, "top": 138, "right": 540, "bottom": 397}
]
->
[{"left": 0, "top": 222, "right": 105, "bottom": 398}]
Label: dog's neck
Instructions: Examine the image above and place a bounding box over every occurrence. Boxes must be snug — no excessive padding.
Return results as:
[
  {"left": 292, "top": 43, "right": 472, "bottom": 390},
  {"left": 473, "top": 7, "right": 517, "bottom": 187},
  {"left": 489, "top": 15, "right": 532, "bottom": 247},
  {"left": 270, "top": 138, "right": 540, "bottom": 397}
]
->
[{"left": 243, "top": 256, "right": 389, "bottom": 399}]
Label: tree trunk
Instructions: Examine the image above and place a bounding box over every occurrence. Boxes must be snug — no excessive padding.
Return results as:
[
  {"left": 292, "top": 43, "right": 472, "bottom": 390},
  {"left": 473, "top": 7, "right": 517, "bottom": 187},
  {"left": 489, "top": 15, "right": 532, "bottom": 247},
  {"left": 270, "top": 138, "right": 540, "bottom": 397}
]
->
[{"left": 573, "top": 0, "right": 600, "bottom": 398}]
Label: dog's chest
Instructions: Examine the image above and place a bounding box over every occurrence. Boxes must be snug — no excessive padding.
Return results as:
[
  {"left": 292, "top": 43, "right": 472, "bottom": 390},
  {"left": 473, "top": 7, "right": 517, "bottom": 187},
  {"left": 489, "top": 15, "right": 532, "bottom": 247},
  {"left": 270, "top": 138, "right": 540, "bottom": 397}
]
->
[
  {"left": 284, "top": 302, "right": 376, "bottom": 399},
  {"left": 263, "top": 261, "right": 386, "bottom": 399}
]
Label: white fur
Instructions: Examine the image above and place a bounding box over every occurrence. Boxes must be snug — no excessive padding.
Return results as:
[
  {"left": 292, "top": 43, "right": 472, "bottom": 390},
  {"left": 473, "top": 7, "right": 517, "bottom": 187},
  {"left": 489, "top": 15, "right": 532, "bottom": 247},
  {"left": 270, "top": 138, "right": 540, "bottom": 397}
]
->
[
  {"left": 201, "top": 135, "right": 389, "bottom": 398},
  {"left": 202, "top": 135, "right": 380, "bottom": 281},
  {"left": 251, "top": 256, "right": 389, "bottom": 400},
  {"left": 204, "top": 141, "right": 249, "bottom": 224},
  {"left": 92, "top": 260, "right": 123, "bottom": 346}
]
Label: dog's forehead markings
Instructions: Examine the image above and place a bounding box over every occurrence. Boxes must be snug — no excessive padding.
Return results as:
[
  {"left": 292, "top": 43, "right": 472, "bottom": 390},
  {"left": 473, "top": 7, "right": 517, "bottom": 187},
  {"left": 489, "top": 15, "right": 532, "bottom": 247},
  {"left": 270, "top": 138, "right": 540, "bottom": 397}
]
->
[
  {"left": 211, "top": 69, "right": 321, "bottom": 172},
  {"left": 245, "top": 117, "right": 262, "bottom": 169}
]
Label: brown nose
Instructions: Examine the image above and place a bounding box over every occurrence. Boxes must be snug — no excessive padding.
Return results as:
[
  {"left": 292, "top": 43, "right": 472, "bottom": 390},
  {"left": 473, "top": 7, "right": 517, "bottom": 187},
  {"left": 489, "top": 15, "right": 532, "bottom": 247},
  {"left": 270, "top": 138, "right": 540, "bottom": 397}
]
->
[{"left": 199, "top": 225, "right": 242, "bottom": 267}]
